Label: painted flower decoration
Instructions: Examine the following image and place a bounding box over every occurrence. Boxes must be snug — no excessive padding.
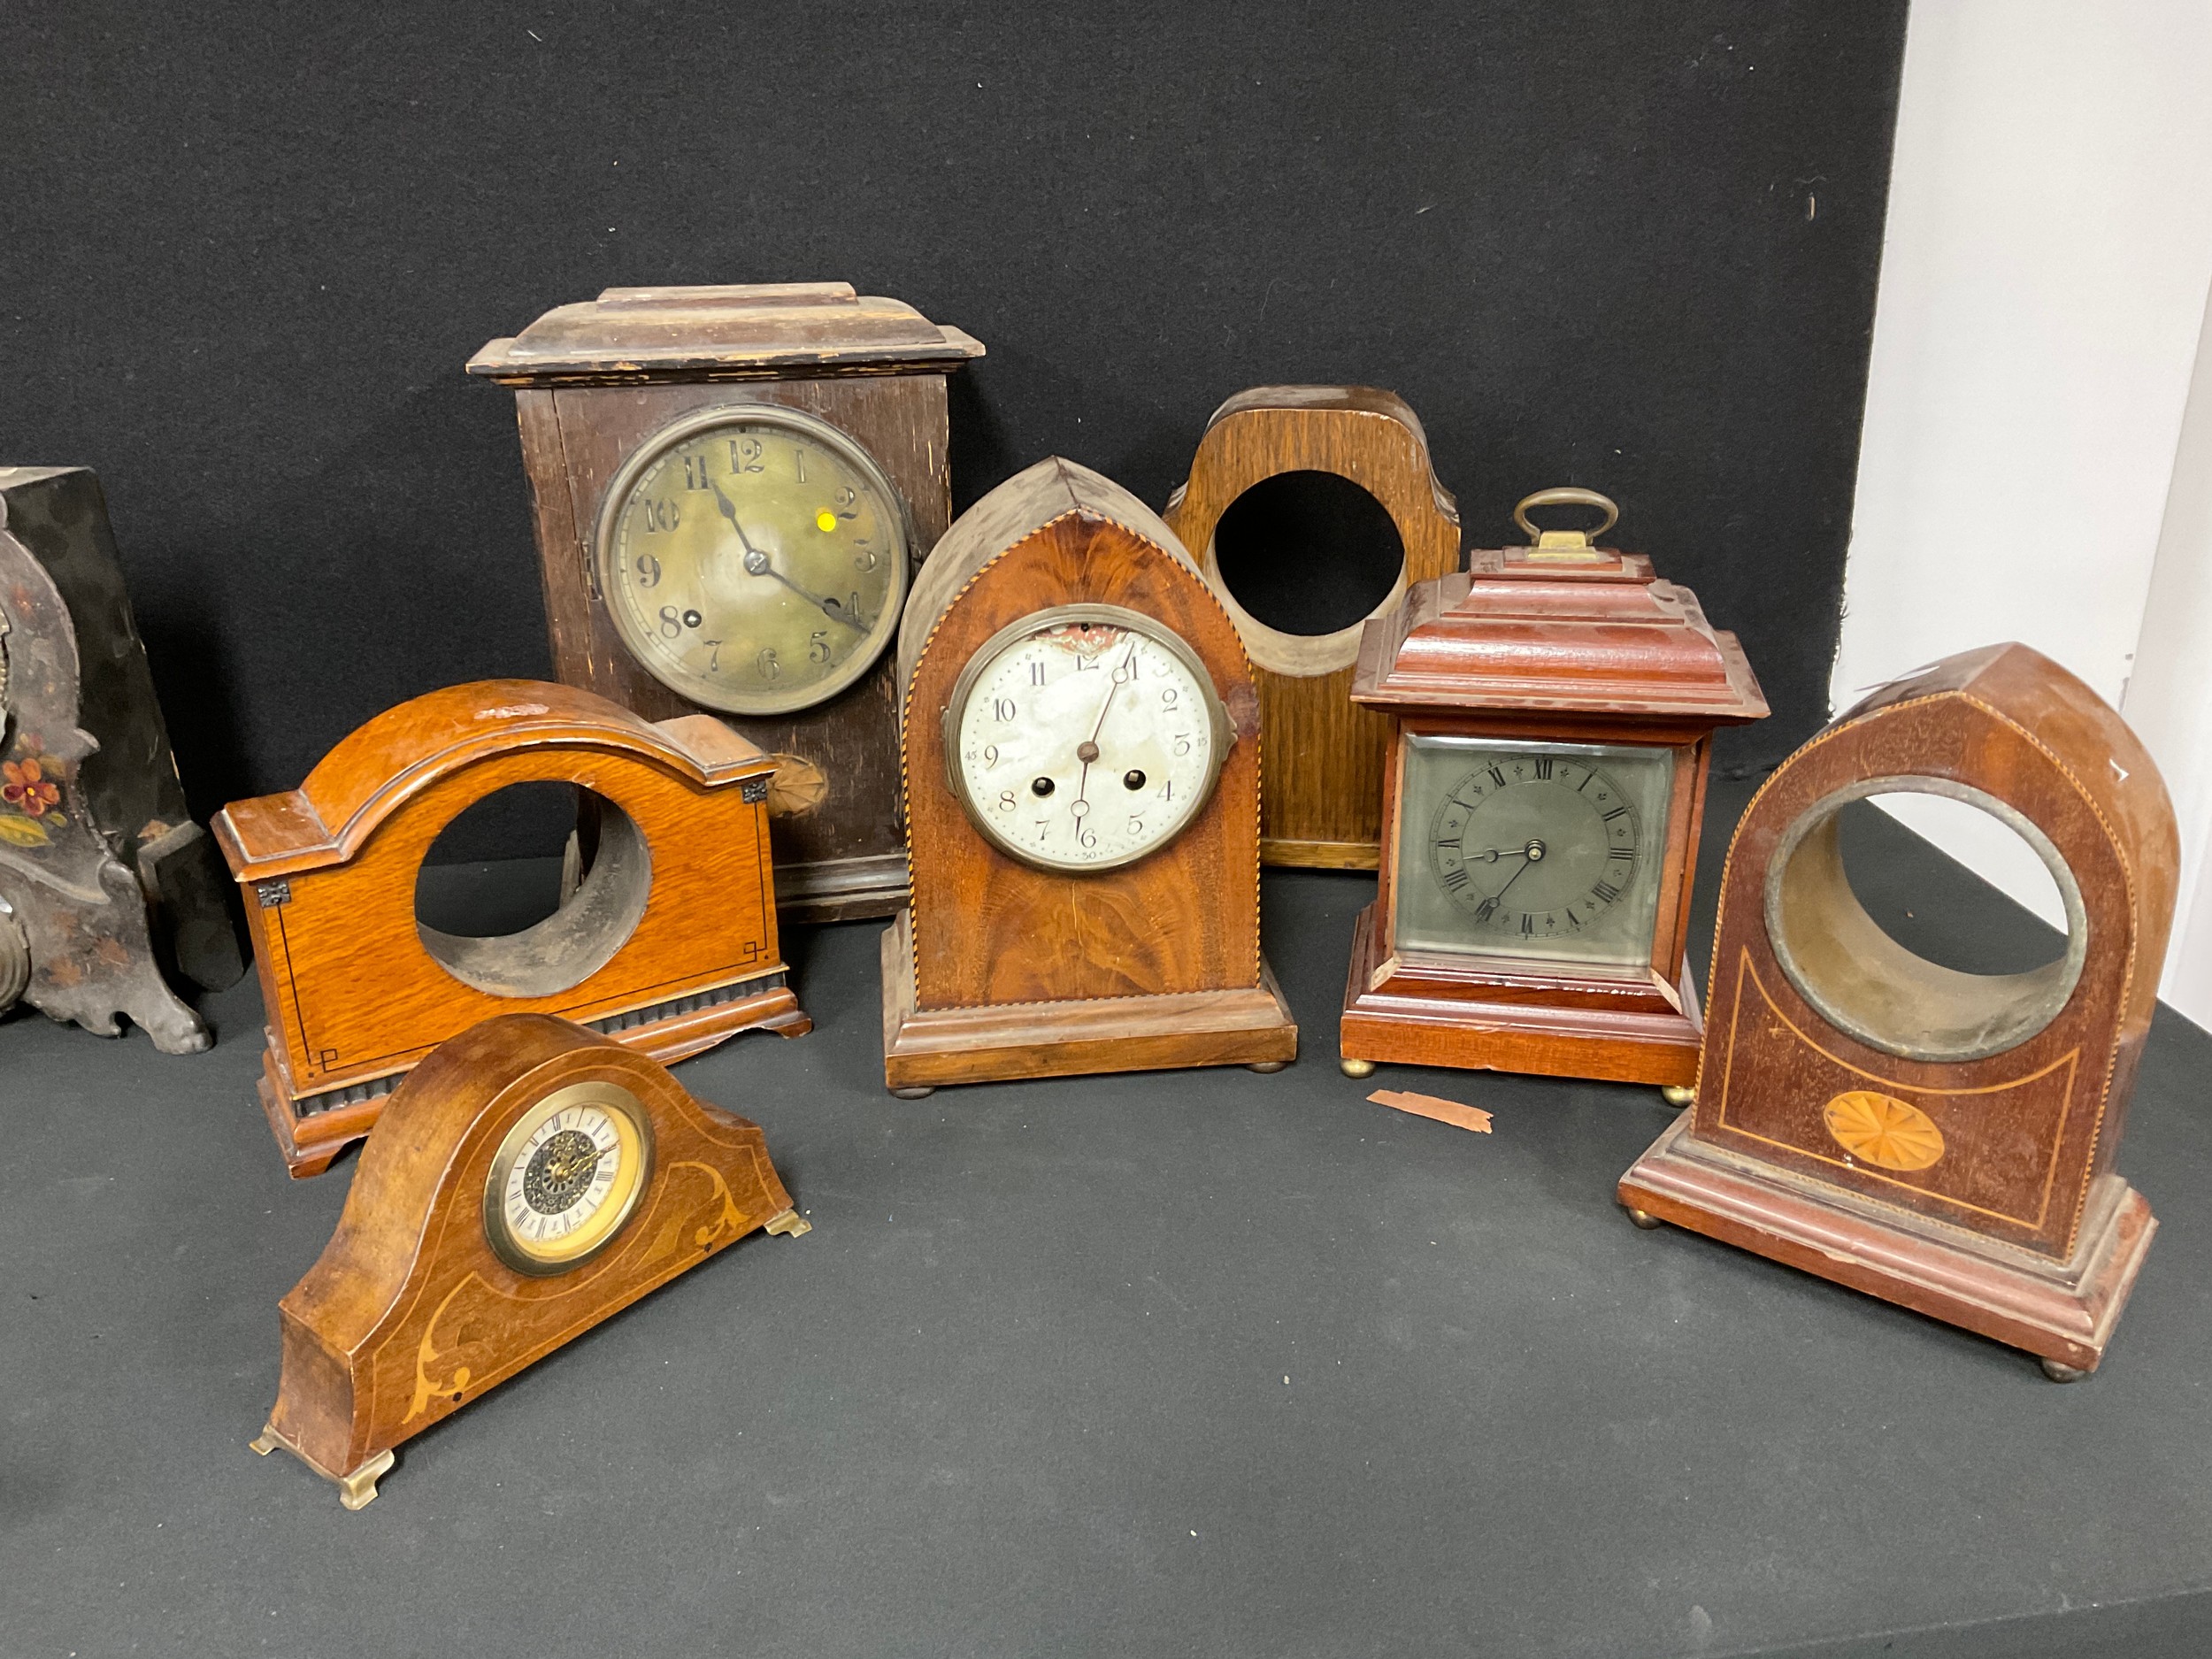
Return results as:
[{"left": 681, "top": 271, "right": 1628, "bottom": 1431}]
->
[{"left": 3, "top": 757, "right": 60, "bottom": 817}]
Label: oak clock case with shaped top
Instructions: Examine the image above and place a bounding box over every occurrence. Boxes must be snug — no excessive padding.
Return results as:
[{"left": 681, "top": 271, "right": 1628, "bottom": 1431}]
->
[
  {"left": 1162, "top": 386, "right": 1462, "bottom": 870},
  {"left": 883, "top": 456, "right": 1297, "bottom": 1094},
  {"left": 1619, "top": 645, "right": 2176, "bottom": 1381},
  {"left": 1340, "top": 490, "right": 1768, "bottom": 1090},
  {"left": 214, "top": 680, "right": 808, "bottom": 1179},
  {"left": 469, "top": 281, "right": 985, "bottom": 921},
  {"left": 251, "top": 1014, "right": 810, "bottom": 1509}
]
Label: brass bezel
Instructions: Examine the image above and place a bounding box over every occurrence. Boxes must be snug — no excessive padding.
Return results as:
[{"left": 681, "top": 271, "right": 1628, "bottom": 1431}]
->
[
  {"left": 482, "top": 1079, "right": 657, "bottom": 1278},
  {"left": 593, "top": 402, "right": 912, "bottom": 717},
  {"left": 940, "top": 603, "right": 1234, "bottom": 875}
]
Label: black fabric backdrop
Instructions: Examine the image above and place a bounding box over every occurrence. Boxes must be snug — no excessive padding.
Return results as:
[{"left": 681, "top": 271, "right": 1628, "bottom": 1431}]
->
[{"left": 0, "top": 1, "right": 1907, "bottom": 817}]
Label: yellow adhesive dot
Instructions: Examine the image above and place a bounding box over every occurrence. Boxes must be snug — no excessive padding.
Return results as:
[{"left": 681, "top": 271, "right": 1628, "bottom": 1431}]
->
[{"left": 815, "top": 509, "right": 838, "bottom": 533}]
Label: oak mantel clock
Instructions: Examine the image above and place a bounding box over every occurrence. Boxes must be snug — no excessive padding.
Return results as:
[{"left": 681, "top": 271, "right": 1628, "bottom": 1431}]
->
[
  {"left": 469, "top": 281, "right": 985, "bottom": 921},
  {"left": 881, "top": 456, "right": 1297, "bottom": 1094},
  {"left": 1339, "top": 490, "right": 1767, "bottom": 1091},
  {"left": 1619, "top": 645, "right": 2173, "bottom": 1379}
]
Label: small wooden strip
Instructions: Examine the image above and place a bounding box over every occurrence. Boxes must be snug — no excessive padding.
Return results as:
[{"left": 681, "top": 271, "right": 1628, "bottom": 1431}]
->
[{"left": 1369, "top": 1088, "right": 1493, "bottom": 1133}]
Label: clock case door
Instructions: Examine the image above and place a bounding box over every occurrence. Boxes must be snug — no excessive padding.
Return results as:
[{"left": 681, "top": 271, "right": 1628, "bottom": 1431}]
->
[
  {"left": 1339, "top": 537, "right": 1767, "bottom": 1087},
  {"left": 469, "top": 283, "right": 985, "bottom": 922}
]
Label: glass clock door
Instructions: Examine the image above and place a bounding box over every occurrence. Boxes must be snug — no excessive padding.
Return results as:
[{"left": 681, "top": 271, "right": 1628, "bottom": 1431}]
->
[{"left": 1392, "top": 733, "right": 1676, "bottom": 972}]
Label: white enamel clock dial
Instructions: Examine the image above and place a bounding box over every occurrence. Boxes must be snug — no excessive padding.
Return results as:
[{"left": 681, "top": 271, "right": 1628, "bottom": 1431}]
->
[
  {"left": 482, "top": 1082, "right": 654, "bottom": 1275},
  {"left": 946, "top": 605, "right": 1230, "bottom": 872}
]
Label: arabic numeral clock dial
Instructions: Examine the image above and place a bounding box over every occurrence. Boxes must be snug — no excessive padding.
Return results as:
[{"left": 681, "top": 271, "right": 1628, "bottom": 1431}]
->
[
  {"left": 1396, "top": 737, "right": 1674, "bottom": 970},
  {"left": 945, "top": 605, "right": 1231, "bottom": 872},
  {"left": 483, "top": 1082, "right": 656, "bottom": 1275},
  {"left": 596, "top": 404, "right": 910, "bottom": 717}
]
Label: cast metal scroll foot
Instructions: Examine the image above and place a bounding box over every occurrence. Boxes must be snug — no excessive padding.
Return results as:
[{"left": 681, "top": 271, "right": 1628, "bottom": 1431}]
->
[
  {"left": 1339, "top": 1057, "right": 1377, "bottom": 1079},
  {"left": 764, "top": 1208, "right": 811, "bottom": 1239},
  {"left": 1661, "top": 1085, "right": 1695, "bottom": 1108},
  {"left": 2040, "top": 1357, "right": 2088, "bottom": 1384},
  {"left": 334, "top": 1451, "right": 395, "bottom": 1510},
  {"left": 1625, "top": 1207, "right": 1664, "bottom": 1231},
  {"left": 251, "top": 1424, "right": 394, "bottom": 1509},
  {"left": 889, "top": 1085, "right": 934, "bottom": 1099},
  {"left": 1247, "top": 1060, "right": 1287, "bottom": 1073}
]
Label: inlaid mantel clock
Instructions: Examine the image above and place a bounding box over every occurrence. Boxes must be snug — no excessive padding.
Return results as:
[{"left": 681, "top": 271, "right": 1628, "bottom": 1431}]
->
[
  {"left": 1339, "top": 490, "right": 1767, "bottom": 1091},
  {"left": 881, "top": 456, "right": 1298, "bottom": 1094},
  {"left": 469, "top": 281, "right": 985, "bottom": 921}
]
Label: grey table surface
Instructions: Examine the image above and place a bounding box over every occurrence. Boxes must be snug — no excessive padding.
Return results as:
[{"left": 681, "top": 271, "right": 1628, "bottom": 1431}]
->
[{"left": 4, "top": 781, "right": 2211, "bottom": 1659}]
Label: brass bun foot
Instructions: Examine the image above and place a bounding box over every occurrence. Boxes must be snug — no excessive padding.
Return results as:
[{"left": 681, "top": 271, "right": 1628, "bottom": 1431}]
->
[
  {"left": 889, "top": 1085, "right": 935, "bottom": 1100},
  {"left": 1661, "top": 1085, "right": 1696, "bottom": 1108},
  {"left": 2040, "top": 1357, "right": 2089, "bottom": 1384},
  {"left": 1247, "top": 1060, "right": 1287, "bottom": 1074},
  {"left": 251, "top": 1423, "right": 394, "bottom": 1510},
  {"left": 1340, "top": 1057, "right": 1377, "bottom": 1079},
  {"left": 764, "top": 1209, "right": 812, "bottom": 1239},
  {"left": 1625, "top": 1207, "right": 1663, "bottom": 1231}
]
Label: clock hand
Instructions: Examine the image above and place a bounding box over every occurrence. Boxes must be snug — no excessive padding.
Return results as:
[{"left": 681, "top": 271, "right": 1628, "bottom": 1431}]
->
[
  {"left": 1462, "top": 845, "right": 1535, "bottom": 864},
  {"left": 1471, "top": 840, "right": 1546, "bottom": 923},
  {"left": 709, "top": 477, "right": 869, "bottom": 634},
  {"left": 1072, "top": 641, "right": 1141, "bottom": 810},
  {"left": 761, "top": 563, "right": 871, "bottom": 634}
]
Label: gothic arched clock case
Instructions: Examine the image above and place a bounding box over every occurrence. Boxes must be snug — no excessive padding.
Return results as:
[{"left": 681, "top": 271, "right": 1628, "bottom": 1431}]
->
[{"left": 881, "top": 457, "right": 1297, "bottom": 1093}]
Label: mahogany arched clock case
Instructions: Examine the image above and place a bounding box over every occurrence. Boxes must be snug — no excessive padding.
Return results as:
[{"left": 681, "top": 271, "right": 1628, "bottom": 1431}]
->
[
  {"left": 250, "top": 1014, "right": 810, "bottom": 1509},
  {"left": 1618, "top": 643, "right": 2177, "bottom": 1379},
  {"left": 881, "top": 457, "right": 1297, "bottom": 1093}
]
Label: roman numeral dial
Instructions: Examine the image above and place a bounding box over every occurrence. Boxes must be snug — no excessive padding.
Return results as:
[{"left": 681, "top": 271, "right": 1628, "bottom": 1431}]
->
[{"left": 1425, "top": 751, "right": 1644, "bottom": 945}]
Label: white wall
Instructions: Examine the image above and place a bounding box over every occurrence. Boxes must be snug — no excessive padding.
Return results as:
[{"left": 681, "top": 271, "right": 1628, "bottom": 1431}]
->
[{"left": 1832, "top": 0, "right": 2212, "bottom": 1023}]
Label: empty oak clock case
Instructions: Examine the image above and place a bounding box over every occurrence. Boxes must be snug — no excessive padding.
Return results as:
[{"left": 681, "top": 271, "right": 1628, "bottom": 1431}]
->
[
  {"left": 1164, "top": 387, "right": 1462, "bottom": 870},
  {"left": 213, "top": 680, "right": 808, "bottom": 1178},
  {"left": 1340, "top": 491, "right": 1767, "bottom": 1089},
  {"left": 251, "top": 1014, "right": 810, "bottom": 1509},
  {"left": 469, "top": 281, "right": 985, "bottom": 921},
  {"left": 1618, "top": 644, "right": 2177, "bottom": 1379},
  {"left": 882, "top": 457, "right": 1297, "bottom": 1094}
]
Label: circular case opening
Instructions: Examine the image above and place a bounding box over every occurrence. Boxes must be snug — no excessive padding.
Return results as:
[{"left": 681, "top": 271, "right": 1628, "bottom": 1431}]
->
[
  {"left": 416, "top": 786, "right": 652, "bottom": 998},
  {"left": 1763, "top": 776, "right": 2088, "bottom": 1063}
]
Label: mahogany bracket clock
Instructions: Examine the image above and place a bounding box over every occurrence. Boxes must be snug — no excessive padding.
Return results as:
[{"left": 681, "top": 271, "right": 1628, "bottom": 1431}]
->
[
  {"left": 469, "top": 281, "right": 985, "bottom": 922},
  {"left": 215, "top": 680, "right": 807, "bottom": 1178},
  {"left": 0, "top": 467, "right": 245, "bottom": 1052},
  {"left": 1340, "top": 490, "right": 1766, "bottom": 1090},
  {"left": 251, "top": 1014, "right": 810, "bottom": 1509},
  {"left": 1618, "top": 644, "right": 2176, "bottom": 1380},
  {"left": 1163, "top": 387, "right": 1461, "bottom": 869},
  {"left": 882, "top": 456, "right": 1297, "bottom": 1094}
]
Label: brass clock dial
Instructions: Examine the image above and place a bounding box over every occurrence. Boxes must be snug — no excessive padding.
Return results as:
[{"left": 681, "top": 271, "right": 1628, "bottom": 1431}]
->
[
  {"left": 482, "top": 1081, "right": 655, "bottom": 1275},
  {"left": 944, "top": 603, "right": 1231, "bottom": 873},
  {"left": 596, "top": 404, "right": 909, "bottom": 716},
  {"left": 1394, "top": 735, "right": 1673, "bottom": 970}
]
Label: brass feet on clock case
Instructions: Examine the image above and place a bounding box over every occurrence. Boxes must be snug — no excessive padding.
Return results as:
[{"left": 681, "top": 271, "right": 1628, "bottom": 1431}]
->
[
  {"left": 250, "top": 1424, "right": 394, "bottom": 1510},
  {"left": 2040, "top": 1357, "right": 2088, "bottom": 1384},
  {"left": 890, "top": 1085, "right": 936, "bottom": 1099},
  {"left": 1624, "top": 1207, "right": 1664, "bottom": 1230},
  {"left": 1340, "top": 1057, "right": 1377, "bottom": 1079},
  {"left": 1661, "top": 1085, "right": 1695, "bottom": 1108}
]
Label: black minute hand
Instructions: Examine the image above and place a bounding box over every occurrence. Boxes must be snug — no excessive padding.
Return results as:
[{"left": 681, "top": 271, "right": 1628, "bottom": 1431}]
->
[{"left": 710, "top": 478, "right": 869, "bottom": 634}]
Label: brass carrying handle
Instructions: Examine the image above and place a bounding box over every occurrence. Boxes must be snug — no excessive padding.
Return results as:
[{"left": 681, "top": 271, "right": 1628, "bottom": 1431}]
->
[{"left": 1513, "top": 487, "right": 1619, "bottom": 555}]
